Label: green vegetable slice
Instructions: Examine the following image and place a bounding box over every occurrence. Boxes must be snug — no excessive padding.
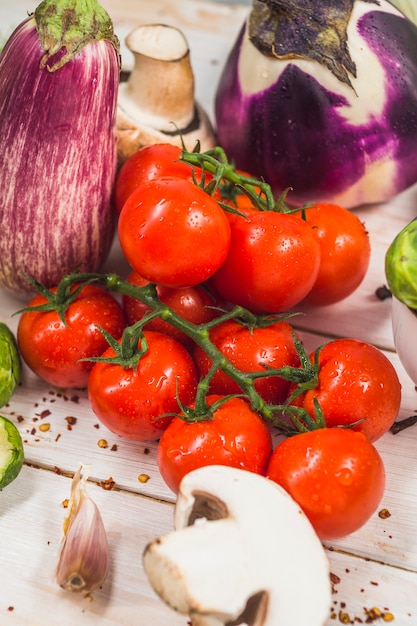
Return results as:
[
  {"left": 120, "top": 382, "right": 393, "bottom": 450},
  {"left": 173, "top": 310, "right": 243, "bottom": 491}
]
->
[
  {"left": 0, "top": 322, "right": 21, "bottom": 408},
  {"left": 0, "top": 416, "right": 24, "bottom": 489},
  {"left": 385, "top": 218, "right": 417, "bottom": 309}
]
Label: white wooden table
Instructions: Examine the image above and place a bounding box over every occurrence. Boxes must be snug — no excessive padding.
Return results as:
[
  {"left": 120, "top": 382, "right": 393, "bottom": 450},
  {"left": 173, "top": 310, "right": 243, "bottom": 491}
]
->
[{"left": 1, "top": 1, "right": 417, "bottom": 623}]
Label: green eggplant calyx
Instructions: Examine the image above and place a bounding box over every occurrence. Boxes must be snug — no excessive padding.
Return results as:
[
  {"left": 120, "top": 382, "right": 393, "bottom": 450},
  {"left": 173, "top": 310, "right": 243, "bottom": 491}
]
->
[
  {"left": 385, "top": 218, "right": 417, "bottom": 309},
  {"left": 248, "top": 0, "right": 378, "bottom": 88},
  {"left": 34, "top": 0, "right": 120, "bottom": 72},
  {"left": 0, "top": 323, "right": 21, "bottom": 408}
]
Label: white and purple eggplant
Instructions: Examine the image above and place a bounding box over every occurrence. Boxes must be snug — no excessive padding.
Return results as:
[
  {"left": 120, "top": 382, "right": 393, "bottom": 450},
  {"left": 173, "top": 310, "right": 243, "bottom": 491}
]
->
[
  {"left": 215, "top": 0, "right": 417, "bottom": 209},
  {"left": 0, "top": 0, "right": 120, "bottom": 298}
]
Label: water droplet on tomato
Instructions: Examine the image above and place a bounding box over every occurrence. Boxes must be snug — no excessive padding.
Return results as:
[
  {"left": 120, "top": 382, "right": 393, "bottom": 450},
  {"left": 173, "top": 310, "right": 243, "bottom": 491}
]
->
[{"left": 335, "top": 468, "right": 353, "bottom": 486}]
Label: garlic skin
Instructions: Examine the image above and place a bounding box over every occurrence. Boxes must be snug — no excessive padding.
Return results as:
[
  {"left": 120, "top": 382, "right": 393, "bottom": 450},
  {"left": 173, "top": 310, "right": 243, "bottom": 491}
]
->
[
  {"left": 56, "top": 466, "right": 109, "bottom": 594},
  {"left": 117, "top": 23, "right": 216, "bottom": 168}
]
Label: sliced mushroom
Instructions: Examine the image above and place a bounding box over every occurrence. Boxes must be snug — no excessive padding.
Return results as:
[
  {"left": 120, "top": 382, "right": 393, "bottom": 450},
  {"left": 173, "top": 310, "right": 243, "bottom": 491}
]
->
[
  {"left": 117, "top": 23, "right": 216, "bottom": 168},
  {"left": 143, "top": 465, "right": 331, "bottom": 626}
]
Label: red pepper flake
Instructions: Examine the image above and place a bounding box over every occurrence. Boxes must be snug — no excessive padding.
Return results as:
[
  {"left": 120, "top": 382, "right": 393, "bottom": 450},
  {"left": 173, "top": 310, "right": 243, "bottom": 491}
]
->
[
  {"left": 99, "top": 477, "right": 115, "bottom": 491},
  {"left": 55, "top": 433, "right": 61, "bottom": 442},
  {"left": 370, "top": 581, "right": 379, "bottom": 586},
  {"left": 338, "top": 610, "right": 351, "bottom": 623},
  {"left": 364, "top": 607, "right": 395, "bottom": 622},
  {"left": 54, "top": 466, "right": 72, "bottom": 478},
  {"left": 65, "top": 416, "right": 77, "bottom": 430},
  {"left": 17, "top": 415, "right": 24, "bottom": 422},
  {"left": 110, "top": 444, "right": 118, "bottom": 452},
  {"left": 30, "top": 427, "right": 36, "bottom": 435},
  {"left": 94, "top": 423, "right": 100, "bottom": 429},
  {"left": 70, "top": 395, "right": 80, "bottom": 403},
  {"left": 378, "top": 508, "right": 391, "bottom": 520},
  {"left": 144, "top": 447, "right": 151, "bottom": 455},
  {"left": 7, "top": 606, "right": 14, "bottom": 612}
]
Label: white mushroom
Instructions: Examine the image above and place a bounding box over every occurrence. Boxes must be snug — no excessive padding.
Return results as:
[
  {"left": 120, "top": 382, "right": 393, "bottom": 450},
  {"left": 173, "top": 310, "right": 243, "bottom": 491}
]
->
[
  {"left": 143, "top": 465, "right": 331, "bottom": 626},
  {"left": 117, "top": 23, "right": 216, "bottom": 168}
]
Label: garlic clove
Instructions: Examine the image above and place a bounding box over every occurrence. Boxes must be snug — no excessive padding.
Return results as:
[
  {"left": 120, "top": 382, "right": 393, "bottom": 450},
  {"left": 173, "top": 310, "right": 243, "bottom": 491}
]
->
[{"left": 56, "top": 465, "right": 109, "bottom": 594}]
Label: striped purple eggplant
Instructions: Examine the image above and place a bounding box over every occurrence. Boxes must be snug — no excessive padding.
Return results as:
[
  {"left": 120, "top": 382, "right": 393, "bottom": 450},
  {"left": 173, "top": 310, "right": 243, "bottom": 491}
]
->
[{"left": 0, "top": 0, "right": 120, "bottom": 298}]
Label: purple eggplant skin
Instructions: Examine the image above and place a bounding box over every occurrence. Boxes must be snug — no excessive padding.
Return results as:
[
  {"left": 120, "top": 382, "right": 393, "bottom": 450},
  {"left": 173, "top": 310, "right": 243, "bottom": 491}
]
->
[
  {"left": 0, "top": 14, "right": 120, "bottom": 299},
  {"left": 214, "top": 0, "right": 417, "bottom": 209}
]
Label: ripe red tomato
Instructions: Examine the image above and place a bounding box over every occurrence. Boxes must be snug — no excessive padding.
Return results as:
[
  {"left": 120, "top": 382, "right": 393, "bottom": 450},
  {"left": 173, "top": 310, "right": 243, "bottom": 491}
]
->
[
  {"left": 122, "top": 271, "right": 222, "bottom": 349},
  {"left": 158, "top": 395, "right": 273, "bottom": 493},
  {"left": 118, "top": 177, "right": 231, "bottom": 288},
  {"left": 114, "top": 143, "right": 213, "bottom": 214},
  {"left": 87, "top": 330, "right": 198, "bottom": 441},
  {"left": 193, "top": 319, "right": 301, "bottom": 404},
  {"left": 267, "top": 428, "right": 386, "bottom": 540},
  {"left": 17, "top": 284, "right": 126, "bottom": 388},
  {"left": 296, "top": 203, "right": 371, "bottom": 306},
  {"left": 210, "top": 210, "right": 321, "bottom": 313},
  {"left": 289, "top": 338, "right": 401, "bottom": 442}
]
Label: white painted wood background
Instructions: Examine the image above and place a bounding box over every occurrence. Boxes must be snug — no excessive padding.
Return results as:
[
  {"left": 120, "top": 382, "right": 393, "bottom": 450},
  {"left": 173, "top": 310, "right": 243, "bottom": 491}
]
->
[{"left": 0, "top": 1, "right": 417, "bottom": 623}]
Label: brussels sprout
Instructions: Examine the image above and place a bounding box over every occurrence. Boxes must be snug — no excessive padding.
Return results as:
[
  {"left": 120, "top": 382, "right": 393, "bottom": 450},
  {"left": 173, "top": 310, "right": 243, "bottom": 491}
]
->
[
  {"left": 0, "top": 415, "right": 24, "bottom": 489},
  {"left": 0, "top": 322, "right": 21, "bottom": 407},
  {"left": 385, "top": 218, "right": 417, "bottom": 309}
]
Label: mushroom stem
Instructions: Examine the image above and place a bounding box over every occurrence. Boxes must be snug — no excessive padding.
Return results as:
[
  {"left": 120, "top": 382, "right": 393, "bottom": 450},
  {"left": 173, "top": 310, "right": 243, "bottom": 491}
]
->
[
  {"left": 124, "top": 24, "right": 194, "bottom": 130},
  {"left": 116, "top": 23, "right": 216, "bottom": 167},
  {"left": 143, "top": 518, "right": 260, "bottom": 621}
]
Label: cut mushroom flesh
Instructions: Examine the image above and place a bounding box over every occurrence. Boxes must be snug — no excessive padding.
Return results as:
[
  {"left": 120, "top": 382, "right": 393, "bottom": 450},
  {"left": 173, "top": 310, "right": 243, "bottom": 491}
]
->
[{"left": 143, "top": 465, "right": 331, "bottom": 626}]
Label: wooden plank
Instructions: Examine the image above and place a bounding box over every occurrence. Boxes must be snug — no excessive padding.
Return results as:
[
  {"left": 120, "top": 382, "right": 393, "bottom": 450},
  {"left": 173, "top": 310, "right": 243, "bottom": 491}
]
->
[
  {"left": 1, "top": 1, "right": 417, "bottom": 624},
  {"left": 0, "top": 465, "right": 416, "bottom": 625},
  {"left": 0, "top": 465, "right": 186, "bottom": 626}
]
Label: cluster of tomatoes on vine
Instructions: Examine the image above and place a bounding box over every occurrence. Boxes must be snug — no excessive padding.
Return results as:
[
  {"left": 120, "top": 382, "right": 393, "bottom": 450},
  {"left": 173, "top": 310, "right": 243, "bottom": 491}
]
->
[{"left": 15, "top": 142, "right": 401, "bottom": 542}]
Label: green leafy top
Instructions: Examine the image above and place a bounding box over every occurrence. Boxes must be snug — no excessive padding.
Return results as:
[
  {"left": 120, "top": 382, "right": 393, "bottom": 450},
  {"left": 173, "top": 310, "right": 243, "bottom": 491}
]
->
[
  {"left": 248, "top": 0, "right": 378, "bottom": 89},
  {"left": 34, "top": 0, "right": 120, "bottom": 71}
]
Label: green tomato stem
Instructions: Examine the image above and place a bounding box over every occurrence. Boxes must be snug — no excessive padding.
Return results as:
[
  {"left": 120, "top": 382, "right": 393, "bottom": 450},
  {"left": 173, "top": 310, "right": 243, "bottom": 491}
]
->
[
  {"left": 103, "top": 273, "right": 321, "bottom": 433},
  {"left": 180, "top": 147, "right": 277, "bottom": 212},
  {"left": 16, "top": 270, "right": 322, "bottom": 435}
]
